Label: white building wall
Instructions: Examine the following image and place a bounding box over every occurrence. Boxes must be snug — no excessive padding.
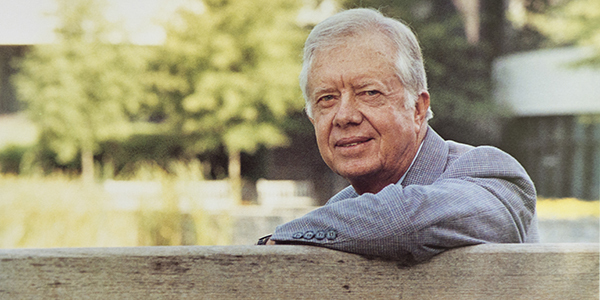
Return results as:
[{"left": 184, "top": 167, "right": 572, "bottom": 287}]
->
[{"left": 493, "top": 47, "right": 600, "bottom": 116}]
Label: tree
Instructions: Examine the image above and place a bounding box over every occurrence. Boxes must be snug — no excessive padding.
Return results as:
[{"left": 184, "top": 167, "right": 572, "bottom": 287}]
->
[
  {"left": 149, "top": 0, "right": 308, "bottom": 201},
  {"left": 13, "top": 0, "right": 152, "bottom": 182},
  {"left": 525, "top": 0, "right": 600, "bottom": 67}
]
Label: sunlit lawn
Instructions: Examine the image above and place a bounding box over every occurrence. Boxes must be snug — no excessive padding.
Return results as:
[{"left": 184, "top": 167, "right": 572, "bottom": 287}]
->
[
  {"left": 537, "top": 197, "right": 599, "bottom": 219},
  {"left": 0, "top": 174, "right": 231, "bottom": 249},
  {"left": 0, "top": 174, "right": 597, "bottom": 249}
]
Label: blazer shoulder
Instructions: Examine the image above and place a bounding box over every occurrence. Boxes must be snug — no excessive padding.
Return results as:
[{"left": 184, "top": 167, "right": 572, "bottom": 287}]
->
[{"left": 443, "top": 142, "right": 529, "bottom": 179}]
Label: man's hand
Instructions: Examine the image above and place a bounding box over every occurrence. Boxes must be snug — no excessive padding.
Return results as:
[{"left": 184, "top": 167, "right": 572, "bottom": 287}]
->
[{"left": 266, "top": 239, "right": 276, "bottom": 245}]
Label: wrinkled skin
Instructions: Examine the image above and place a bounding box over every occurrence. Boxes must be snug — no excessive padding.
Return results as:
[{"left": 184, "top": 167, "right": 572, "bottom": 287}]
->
[{"left": 307, "top": 32, "right": 430, "bottom": 195}]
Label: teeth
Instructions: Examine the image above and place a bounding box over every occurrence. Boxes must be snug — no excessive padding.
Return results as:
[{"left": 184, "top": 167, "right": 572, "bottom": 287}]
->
[{"left": 344, "top": 142, "right": 361, "bottom": 147}]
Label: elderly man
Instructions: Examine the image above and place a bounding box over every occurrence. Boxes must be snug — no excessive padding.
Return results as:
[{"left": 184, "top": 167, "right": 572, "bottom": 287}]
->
[{"left": 259, "top": 8, "right": 538, "bottom": 264}]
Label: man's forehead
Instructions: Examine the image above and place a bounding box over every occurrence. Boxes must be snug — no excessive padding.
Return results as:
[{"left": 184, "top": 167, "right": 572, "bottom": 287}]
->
[
  {"left": 307, "top": 40, "right": 396, "bottom": 87},
  {"left": 313, "top": 32, "right": 394, "bottom": 58},
  {"left": 311, "top": 76, "right": 385, "bottom": 90}
]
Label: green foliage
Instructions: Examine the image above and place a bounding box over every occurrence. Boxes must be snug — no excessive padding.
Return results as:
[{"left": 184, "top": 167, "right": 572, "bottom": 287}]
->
[
  {"left": 149, "top": 0, "right": 308, "bottom": 156},
  {"left": 15, "top": 42, "right": 152, "bottom": 161},
  {"left": 525, "top": 0, "right": 600, "bottom": 67},
  {"left": 100, "top": 134, "right": 187, "bottom": 178},
  {"left": 10, "top": 0, "right": 310, "bottom": 180},
  {"left": 0, "top": 145, "right": 27, "bottom": 174},
  {"left": 12, "top": 0, "right": 154, "bottom": 176}
]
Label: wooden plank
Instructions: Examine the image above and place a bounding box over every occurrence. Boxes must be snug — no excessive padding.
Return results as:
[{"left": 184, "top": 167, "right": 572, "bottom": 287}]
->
[{"left": 0, "top": 243, "right": 598, "bottom": 299}]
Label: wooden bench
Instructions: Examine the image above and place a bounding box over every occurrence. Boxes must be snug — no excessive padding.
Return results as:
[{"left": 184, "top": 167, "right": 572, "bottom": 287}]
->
[{"left": 1, "top": 243, "right": 598, "bottom": 299}]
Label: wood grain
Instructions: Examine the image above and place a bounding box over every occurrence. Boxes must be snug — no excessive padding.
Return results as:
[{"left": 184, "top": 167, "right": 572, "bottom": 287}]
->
[{"left": 0, "top": 244, "right": 598, "bottom": 299}]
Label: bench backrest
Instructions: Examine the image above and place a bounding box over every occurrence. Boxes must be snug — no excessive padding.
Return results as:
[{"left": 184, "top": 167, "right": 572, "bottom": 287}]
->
[{"left": 1, "top": 243, "right": 598, "bottom": 299}]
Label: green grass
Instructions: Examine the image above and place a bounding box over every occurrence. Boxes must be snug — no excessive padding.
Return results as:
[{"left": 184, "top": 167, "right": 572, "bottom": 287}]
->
[
  {"left": 1, "top": 171, "right": 597, "bottom": 249},
  {"left": 0, "top": 172, "right": 231, "bottom": 249}
]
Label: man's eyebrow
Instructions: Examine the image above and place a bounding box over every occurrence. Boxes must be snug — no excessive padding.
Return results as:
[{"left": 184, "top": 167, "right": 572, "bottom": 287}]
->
[
  {"left": 312, "top": 87, "right": 337, "bottom": 96},
  {"left": 353, "top": 80, "right": 383, "bottom": 90}
]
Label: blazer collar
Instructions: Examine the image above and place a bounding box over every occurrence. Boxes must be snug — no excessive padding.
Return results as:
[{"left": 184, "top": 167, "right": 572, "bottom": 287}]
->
[
  {"left": 327, "top": 127, "right": 449, "bottom": 203},
  {"left": 401, "top": 127, "right": 449, "bottom": 187}
]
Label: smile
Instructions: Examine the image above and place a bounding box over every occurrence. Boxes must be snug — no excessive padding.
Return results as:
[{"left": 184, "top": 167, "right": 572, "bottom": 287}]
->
[
  {"left": 341, "top": 141, "right": 365, "bottom": 147},
  {"left": 336, "top": 137, "right": 373, "bottom": 148}
]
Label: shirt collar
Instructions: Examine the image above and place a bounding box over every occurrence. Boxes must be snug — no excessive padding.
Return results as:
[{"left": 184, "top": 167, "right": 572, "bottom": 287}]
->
[{"left": 397, "top": 140, "right": 425, "bottom": 185}]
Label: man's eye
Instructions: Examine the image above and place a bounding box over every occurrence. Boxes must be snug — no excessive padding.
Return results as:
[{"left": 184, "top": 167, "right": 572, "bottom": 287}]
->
[
  {"left": 319, "top": 95, "right": 334, "bottom": 102},
  {"left": 365, "top": 90, "right": 380, "bottom": 96}
]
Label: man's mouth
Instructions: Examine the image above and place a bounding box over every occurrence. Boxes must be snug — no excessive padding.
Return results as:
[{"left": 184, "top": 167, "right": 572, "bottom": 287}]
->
[
  {"left": 343, "top": 142, "right": 363, "bottom": 147},
  {"left": 336, "top": 137, "right": 373, "bottom": 147}
]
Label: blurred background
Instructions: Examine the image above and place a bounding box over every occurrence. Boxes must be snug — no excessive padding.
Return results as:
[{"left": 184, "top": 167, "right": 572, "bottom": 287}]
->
[{"left": 0, "top": 0, "right": 598, "bottom": 248}]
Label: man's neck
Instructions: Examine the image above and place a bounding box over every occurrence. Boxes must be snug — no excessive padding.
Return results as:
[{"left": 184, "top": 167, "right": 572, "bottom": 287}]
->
[{"left": 350, "top": 126, "right": 428, "bottom": 195}]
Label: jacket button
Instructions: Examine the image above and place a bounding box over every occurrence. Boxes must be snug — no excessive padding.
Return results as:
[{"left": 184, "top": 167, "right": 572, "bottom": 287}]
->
[
  {"left": 303, "top": 231, "right": 315, "bottom": 240},
  {"left": 292, "top": 232, "right": 304, "bottom": 239},
  {"left": 326, "top": 230, "right": 337, "bottom": 240},
  {"left": 315, "top": 231, "right": 326, "bottom": 240}
]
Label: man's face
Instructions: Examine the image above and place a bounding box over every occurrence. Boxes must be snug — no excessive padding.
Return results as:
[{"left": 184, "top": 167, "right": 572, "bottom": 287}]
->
[{"left": 307, "top": 33, "right": 429, "bottom": 194}]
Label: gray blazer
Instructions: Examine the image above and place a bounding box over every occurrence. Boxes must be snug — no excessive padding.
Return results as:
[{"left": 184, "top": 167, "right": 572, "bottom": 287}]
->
[{"left": 270, "top": 127, "right": 539, "bottom": 264}]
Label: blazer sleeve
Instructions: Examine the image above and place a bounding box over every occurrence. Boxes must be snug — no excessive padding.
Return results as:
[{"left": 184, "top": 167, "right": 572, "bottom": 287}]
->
[{"left": 269, "top": 146, "right": 538, "bottom": 265}]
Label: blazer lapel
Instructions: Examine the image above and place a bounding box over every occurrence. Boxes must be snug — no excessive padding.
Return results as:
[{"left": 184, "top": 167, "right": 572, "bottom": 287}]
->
[{"left": 402, "top": 127, "right": 449, "bottom": 187}]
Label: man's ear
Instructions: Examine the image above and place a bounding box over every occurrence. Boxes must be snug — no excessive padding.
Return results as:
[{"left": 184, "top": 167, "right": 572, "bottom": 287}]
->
[{"left": 414, "top": 91, "right": 430, "bottom": 124}]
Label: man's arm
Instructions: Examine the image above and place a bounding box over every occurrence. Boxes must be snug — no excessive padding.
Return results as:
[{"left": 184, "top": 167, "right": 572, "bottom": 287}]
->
[{"left": 268, "top": 146, "right": 537, "bottom": 264}]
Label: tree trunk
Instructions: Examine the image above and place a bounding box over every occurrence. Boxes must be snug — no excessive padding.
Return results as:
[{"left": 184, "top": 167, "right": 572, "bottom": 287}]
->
[
  {"left": 81, "top": 146, "right": 94, "bottom": 185},
  {"left": 102, "top": 154, "right": 115, "bottom": 180},
  {"left": 228, "top": 149, "right": 242, "bottom": 204}
]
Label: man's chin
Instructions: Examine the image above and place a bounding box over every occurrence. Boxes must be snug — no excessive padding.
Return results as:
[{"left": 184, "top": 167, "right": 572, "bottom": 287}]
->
[
  {"left": 325, "top": 157, "right": 381, "bottom": 180},
  {"left": 335, "top": 166, "right": 380, "bottom": 183}
]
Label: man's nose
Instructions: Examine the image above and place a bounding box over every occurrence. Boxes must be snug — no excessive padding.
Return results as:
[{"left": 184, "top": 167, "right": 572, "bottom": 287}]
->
[{"left": 333, "top": 93, "right": 363, "bottom": 128}]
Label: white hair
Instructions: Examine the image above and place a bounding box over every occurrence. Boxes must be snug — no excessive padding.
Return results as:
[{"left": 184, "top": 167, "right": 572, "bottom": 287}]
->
[{"left": 300, "top": 8, "right": 433, "bottom": 120}]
